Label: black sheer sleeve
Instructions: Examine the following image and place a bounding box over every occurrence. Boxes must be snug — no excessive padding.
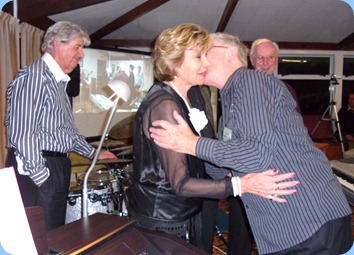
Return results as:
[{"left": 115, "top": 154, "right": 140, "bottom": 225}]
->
[{"left": 143, "top": 95, "right": 232, "bottom": 199}]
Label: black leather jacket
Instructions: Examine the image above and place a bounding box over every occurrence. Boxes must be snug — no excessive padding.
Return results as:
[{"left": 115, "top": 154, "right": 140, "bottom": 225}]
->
[{"left": 129, "top": 82, "right": 203, "bottom": 222}]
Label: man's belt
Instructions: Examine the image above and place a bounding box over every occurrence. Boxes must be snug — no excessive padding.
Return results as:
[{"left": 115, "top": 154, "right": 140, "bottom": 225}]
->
[
  {"left": 8, "top": 148, "right": 68, "bottom": 158},
  {"left": 42, "top": 150, "right": 68, "bottom": 158}
]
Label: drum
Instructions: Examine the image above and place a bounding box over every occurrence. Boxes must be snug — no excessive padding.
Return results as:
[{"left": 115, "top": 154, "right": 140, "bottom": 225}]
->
[
  {"left": 65, "top": 168, "right": 118, "bottom": 224},
  {"left": 77, "top": 168, "right": 116, "bottom": 187}
]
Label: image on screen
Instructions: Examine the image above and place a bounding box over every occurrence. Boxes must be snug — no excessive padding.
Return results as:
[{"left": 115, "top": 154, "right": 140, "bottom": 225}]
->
[{"left": 72, "top": 48, "right": 154, "bottom": 114}]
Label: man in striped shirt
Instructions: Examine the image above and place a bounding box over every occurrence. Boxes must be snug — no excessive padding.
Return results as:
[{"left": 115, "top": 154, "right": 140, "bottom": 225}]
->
[
  {"left": 150, "top": 32, "right": 352, "bottom": 254},
  {"left": 5, "top": 21, "right": 116, "bottom": 230}
]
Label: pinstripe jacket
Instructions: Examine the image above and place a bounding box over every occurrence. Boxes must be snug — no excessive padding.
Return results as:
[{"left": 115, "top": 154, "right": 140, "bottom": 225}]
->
[{"left": 196, "top": 67, "right": 351, "bottom": 254}]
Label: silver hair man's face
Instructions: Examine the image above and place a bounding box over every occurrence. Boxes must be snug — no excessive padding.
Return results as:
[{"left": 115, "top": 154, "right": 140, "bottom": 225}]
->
[{"left": 250, "top": 42, "right": 278, "bottom": 75}]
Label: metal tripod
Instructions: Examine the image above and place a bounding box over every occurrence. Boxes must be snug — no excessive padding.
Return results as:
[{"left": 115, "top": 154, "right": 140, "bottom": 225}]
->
[{"left": 311, "top": 74, "right": 345, "bottom": 153}]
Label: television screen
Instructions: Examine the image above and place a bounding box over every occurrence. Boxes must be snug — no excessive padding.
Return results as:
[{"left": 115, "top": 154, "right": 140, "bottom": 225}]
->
[
  {"left": 73, "top": 48, "right": 153, "bottom": 113},
  {"left": 71, "top": 48, "right": 154, "bottom": 137}
]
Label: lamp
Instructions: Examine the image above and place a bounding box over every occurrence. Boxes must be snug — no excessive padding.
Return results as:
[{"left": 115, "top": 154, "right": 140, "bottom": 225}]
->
[{"left": 82, "top": 80, "right": 131, "bottom": 218}]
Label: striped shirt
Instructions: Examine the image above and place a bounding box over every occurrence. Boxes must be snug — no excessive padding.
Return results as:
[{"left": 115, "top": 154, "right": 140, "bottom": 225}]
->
[
  {"left": 196, "top": 67, "right": 351, "bottom": 254},
  {"left": 5, "top": 53, "right": 95, "bottom": 186}
]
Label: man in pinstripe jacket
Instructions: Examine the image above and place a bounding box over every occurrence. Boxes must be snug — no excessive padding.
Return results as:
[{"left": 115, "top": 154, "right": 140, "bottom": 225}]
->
[{"left": 5, "top": 21, "right": 116, "bottom": 231}]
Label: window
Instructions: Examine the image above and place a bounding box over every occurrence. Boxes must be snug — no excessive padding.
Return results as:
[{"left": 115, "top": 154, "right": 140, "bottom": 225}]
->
[
  {"left": 343, "top": 57, "right": 354, "bottom": 77},
  {"left": 342, "top": 56, "right": 354, "bottom": 109},
  {"left": 278, "top": 56, "right": 331, "bottom": 76},
  {"left": 275, "top": 52, "right": 337, "bottom": 116},
  {"left": 284, "top": 80, "right": 329, "bottom": 115}
]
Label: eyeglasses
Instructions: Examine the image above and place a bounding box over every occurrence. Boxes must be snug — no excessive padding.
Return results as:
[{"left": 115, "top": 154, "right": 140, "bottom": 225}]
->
[
  {"left": 255, "top": 56, "right": 277, "bottom": 63},
  {"left": 212, "top": 45, "right": 229, "bottom": 49}
]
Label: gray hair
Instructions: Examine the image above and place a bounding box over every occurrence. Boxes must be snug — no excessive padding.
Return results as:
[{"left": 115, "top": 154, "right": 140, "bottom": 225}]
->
[
  {"left": 250, "top": 38, "right": 279, "bottom": 57},
  {"left": 41, "top": 21, "right": 91, "bottom": 53},
  {"left": 210, "top": 33, "right": 249, "bottom": 67}
]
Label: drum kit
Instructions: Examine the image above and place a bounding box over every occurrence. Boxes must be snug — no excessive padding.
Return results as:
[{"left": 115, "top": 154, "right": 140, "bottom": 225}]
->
[{"left": 66, "top": 116, "right": 135, "bottom": 224}]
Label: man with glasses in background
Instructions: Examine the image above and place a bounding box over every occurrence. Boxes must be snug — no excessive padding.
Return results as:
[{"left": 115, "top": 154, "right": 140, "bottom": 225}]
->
[{"left": 250, "top": 38, "right": 301, "bottom": 114}]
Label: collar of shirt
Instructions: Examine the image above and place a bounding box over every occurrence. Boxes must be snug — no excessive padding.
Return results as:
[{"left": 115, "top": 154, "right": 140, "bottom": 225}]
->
[
  {"left": 220, "top": 67, "right": 245, "bottom": 95},
  {"left": 42, "top": 52, "right": 71, "bottom": 83}
]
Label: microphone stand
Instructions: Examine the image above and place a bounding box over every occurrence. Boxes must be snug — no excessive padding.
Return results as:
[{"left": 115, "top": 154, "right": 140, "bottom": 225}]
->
[
  {"left": 82, "top": 80, "right": 130, "bottom": 218},
  {"left": 82, "top": 97, "right": 120, "bottom": 218}
]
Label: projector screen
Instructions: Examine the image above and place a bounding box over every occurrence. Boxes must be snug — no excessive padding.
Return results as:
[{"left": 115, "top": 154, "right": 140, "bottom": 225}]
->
[{"left": 72, "top": 48, "right": 154, "bottom": 137}]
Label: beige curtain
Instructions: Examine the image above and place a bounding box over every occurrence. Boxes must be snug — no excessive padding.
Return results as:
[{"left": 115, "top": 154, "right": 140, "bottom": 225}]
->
[
  {"left": 20, "top": 22, "right": 44, "bottom": 67},
  {"left": 0, "top": 13, "right": 43, "bottom": 168},
  {"left": 0, "top": 11, "right": 19, "bottom": 168}
]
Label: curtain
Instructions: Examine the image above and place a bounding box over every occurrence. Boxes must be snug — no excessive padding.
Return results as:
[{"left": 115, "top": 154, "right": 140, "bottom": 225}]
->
[
  {"left": 20, "top": 22, "right": 44, "bottom": 67},
  {"left": 0, "top": 11, "right": 19, "bottom": 168},
  {"left": 0, "top": 12, "right": 43, "bottom": 168}
]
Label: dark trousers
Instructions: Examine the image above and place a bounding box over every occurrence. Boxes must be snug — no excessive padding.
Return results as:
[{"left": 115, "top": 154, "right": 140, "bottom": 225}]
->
[
  {"left": 227, "top": 196, "right": 254, "bottom": 255},
  {"left": 6, "top": 149, "right": 71, "bottom": 231},
  {"left": 196, "top": 198, "right": 218, "bottom": 254},
  {"left": 266, "top": 215, "right": 352, "bottom": 255}
]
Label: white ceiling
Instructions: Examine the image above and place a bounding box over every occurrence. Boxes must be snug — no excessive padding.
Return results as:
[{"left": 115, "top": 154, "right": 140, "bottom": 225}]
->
[{"left": 14, "top": 0, "right": 354, "bottom": 50}]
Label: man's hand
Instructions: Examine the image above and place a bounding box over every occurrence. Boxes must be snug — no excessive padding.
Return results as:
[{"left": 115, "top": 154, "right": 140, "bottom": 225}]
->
[
  {"left": 241, "top": 169, "right": 299, "bottom": 203},
  {"left": 345, "top": 134, "right": 354, "bottom": 142},
  {"left": 150, "top": 110, "right": 199, "bottom": 156},
  {"left": 98, "top": 150, "right": 117, "bottom": 160}
]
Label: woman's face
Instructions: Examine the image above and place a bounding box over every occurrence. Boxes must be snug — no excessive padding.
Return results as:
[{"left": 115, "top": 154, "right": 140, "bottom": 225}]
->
[{"left": 173, "top": 48, "right": 210, "bottom": 86}]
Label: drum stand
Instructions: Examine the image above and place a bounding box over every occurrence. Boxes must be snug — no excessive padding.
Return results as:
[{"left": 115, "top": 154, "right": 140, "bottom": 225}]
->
[
  {"left": 110, "top": 167, "right": 130, "bottom": 218},
  {"left": 215, "top": 225, "right": 227, "bottom": 246},
  {"left": 82, "top": 81, "right": 130, "bottom": 218},
  {"left": 311, "top": 74, "right": 345, "bottom": 153}
]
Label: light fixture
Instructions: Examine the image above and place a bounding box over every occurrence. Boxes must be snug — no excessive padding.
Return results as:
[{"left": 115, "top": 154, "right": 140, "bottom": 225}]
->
[
  {"left": 281, "top": 59, "right": 307, "bottom": 63},
  {"left": 82, "top": 80, "right": 130, "bottom": 218}
]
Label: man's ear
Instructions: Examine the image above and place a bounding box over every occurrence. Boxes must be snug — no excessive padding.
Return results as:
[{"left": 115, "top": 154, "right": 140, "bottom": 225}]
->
[
  {"left": 227, "top": 47, "right": 238, "bottom": 61},
  {"left": 52, "top": 39, "right": 61, "bottom": 49},
  {"left": 249, "top": 55, "right": 255, "bottom": 66}
]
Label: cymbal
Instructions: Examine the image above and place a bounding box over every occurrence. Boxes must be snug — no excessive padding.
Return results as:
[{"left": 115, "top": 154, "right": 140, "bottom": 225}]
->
[
  {"left": 109, "top": 115, "right": 135, "bottom": 140},
  {"left": 111, "top": 145, "right": 133, "bottom": 156},
  {"left": 97, "top": 159, "right": 132, "bottom": 165},
  {"left": 117, "top": 149, "right": 133, "bottom": 156},
  {"left": 90, "top": 140, "right": 124, "bottom": 148},
  {"left": 72, "top": 158, "right": 132, "bottom": 167}
]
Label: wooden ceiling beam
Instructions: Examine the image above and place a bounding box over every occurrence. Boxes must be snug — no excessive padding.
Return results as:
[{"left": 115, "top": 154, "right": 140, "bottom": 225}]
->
[
  {"left": 25, "top": 17, "right": 56, "bottom": 32},
  {"left": 90, "top": 0, "right": 169, "bottom": 42},
  {"left": 337, "top": 32, "right": 354, "bottom": 50},
  {"left": 216, "top": 0, "right": 239, "bottom": 32},
  {"left": 17, "top": 0, "right": 112, "bottom": 22}
]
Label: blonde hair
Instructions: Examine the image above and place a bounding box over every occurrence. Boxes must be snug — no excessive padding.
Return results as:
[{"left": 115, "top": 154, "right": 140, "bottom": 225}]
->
[
  {"left": 153, "top": 23, "right": 212, "bottom": 81},
  {"left": 210, "top": 33, "right": 249, "bottom": 67}
]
